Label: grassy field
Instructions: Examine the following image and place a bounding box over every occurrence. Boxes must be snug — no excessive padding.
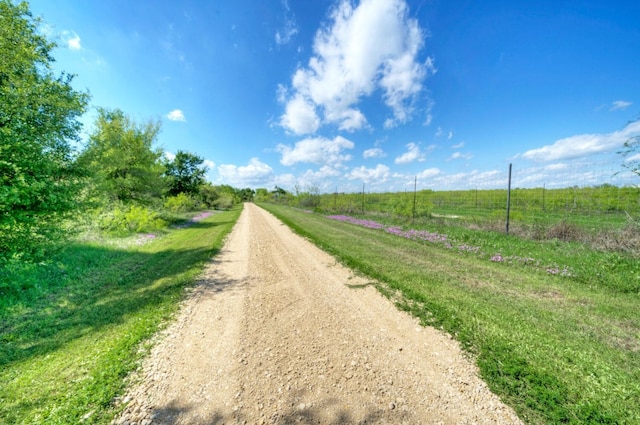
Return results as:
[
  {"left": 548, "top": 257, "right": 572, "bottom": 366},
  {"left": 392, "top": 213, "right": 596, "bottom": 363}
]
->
[
  {"left": 0, "top": 207, "right": 241, "bottom": 424},
  {"left": 259, "top": 202, "right": 640, "bottom": 424},
  {"left": 313, "top": 186, "right": 640, "bottom": 233}
]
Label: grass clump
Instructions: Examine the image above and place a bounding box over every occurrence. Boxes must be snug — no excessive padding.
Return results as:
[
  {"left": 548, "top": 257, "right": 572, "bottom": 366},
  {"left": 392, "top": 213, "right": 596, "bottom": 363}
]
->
[
  {"left": 0, "top": 206, "right": 241, "bottom": 424},
  {"left": 259, "top": 202, "right": 640, "bottom": 425}
]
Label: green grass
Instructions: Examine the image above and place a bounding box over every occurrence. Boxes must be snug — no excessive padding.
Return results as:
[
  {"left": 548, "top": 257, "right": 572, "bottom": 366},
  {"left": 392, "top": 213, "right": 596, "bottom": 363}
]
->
[
  {"left": 315, "top": 186, "right": 640, "bottom": 233},
  {"left": 259, "top": 202, "right": 640, "bottom": 424},
  {"left": 0, "top": 206, "right": 241, "bottom": 424}
]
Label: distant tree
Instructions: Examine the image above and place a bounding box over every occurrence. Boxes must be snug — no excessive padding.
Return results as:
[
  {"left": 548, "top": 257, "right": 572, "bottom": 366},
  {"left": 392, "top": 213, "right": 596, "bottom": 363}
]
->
[
  {"left": 238, "top": 187, "right": 255, "bottom": 202},
  {"left": 199, "top": 183, "right": 220, "bottom": 208},
  {"left": 254, "top": 188, "right": 270, "bottom": 201},
  {"left": 164, "top": 150, "right": 207, "bottom": 196},
  {"left": 77, "top": 108, "right": 165, "bottom": 204},
  {"left": 271, "top": 186, "right": 291, "bottom": 204},
  {"left": 0, "top": 0, "right": 89, "bottom": 258}
]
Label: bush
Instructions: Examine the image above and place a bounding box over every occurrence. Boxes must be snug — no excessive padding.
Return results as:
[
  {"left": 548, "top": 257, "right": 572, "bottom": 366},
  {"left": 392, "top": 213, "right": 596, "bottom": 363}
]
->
[
  {"left": 547, "top": 220, "right": 582, "bottom": 242},
  {"left": 213, "top": 194, "right": 235, "bottom": 210},
  {"left": 164, "top": 193, "right": 201, "bottom": 213},
  {"left": 100, "top": 205, "right": 166, "bottom": 233}
]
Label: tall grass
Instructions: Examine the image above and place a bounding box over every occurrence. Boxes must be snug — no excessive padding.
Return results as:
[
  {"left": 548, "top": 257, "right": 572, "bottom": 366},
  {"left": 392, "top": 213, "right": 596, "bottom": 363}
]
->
[
  {"left": 0, "top": 207, "right": 241, "bottom": 424},
  {"left": 259, "top": 202, "right": 640, "bottom": 424}
]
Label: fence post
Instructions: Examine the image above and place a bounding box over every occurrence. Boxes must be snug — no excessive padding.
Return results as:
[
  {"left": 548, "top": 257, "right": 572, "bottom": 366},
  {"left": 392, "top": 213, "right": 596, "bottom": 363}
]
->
[
  {"left": 506, "top": 163, "right": 512, "bottom": 234},
  {"left": 412, "top": 176, "right": 417, "bottom": 221},
  {"left": 362, "top": 183, "right": 365, "bottom": 215}
]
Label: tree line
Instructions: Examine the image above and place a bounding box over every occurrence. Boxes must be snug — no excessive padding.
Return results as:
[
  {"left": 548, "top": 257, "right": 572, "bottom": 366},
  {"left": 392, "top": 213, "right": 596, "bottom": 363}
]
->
[{"left": 0, "top": 1, "right": 253, "bottom": 262}]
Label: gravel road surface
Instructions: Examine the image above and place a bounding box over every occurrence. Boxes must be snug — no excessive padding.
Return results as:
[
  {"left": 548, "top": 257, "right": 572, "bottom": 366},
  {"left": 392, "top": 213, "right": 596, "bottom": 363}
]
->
[{"left": 113, "top": 203, "right": 523, "bottom": 424}]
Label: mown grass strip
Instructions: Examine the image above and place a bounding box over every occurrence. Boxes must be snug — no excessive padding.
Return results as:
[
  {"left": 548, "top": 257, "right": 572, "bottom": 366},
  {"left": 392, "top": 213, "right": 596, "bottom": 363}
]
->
[
  {"left": 0, "top": 206, "right": 241, "bottom": 424},
  {"left": 259, "top": 203, "right": 640, "bottom": 425}
]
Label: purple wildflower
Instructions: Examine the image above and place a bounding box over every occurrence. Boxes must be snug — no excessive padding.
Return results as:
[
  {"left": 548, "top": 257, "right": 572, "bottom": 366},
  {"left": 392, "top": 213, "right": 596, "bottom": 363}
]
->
[{"left": 490, "top": 254, "right": 504, "bottom": 262}]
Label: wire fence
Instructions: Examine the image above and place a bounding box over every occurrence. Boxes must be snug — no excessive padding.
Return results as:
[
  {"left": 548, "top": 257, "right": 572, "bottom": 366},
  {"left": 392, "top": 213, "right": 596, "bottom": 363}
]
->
[{"left": 306, "top": 160, "right": 640, "bottom": 231}]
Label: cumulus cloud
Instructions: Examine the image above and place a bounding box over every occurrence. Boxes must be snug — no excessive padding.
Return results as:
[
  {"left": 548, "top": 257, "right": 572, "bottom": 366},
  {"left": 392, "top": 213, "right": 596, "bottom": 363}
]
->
[
  {"left": 416, "top": 168, "right": 440, "bottom": 179},
  {"left": 394, "top": 142, "right": 428, "bottom": 164},
  {"left": 61, "top": 30, "right": 81, "bottom": 50},
  {"left": 610, "top": 100, "right": 632, "bottom": 111},
  {"left": 163, "top": 151, "right": 176, "bottom": 161},
  {"left": 521, "top": 120, "right": 640, "bottom": 161},
  {"left": 274, "top": 173, "right": 297, "bottom": 189},
  {"left": 276, "top": 135, "right": 354, "bottom": 166},
  {"left": 279, "top": 95, "right": 320, "bottom": 135},
  {"left": 166, "top": 109, "right": 186, "bottom": 122},
  {"left": 347, "top": 164, "right": 391, "bottom": 183},
  {"left": 278, "top": 0, "right": 432, "bottom": 134},
  {"left": 203, "top": 159, "right": 216, "bottom": 170},
  {"left": 363, "top": 148, "right": 386, "bottom": 159},
  {"left": 218, "top": 158, "right": 274, "bottom": 186}
]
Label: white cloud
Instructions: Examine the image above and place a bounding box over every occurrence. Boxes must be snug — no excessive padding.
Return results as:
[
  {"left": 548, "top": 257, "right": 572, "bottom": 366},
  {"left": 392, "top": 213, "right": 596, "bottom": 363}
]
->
[
  {"left": 61, "top": 30, "right": 81, "bottom": 50},
  {"left": 416, "top": 168, "right": 441, "bottom": 179},
  {"left": 363, "top": 148, "right": 386, "bottom": 159},
  {"left": 347, "top": 164, "right": 391, "bottom": 183},
  {"left": 449, "top": 152, "right": 473, "bottom": 160},
  {"left": 521, "top": 120, "right": 640, "bottom": 161},
  {"left": 274, "top": 173, "right": 297, "bottom": 189},
  {"left": 610, "top": 100, "right": 632, "bottom": 111},
  {"left": 275, "top": 0, "right": 298, "bottom": 45},
  {"left": 276, "top": 135, "right": 354, "bottom": 166},
  {"left": 423, "top": 99, "right": 435, "bottom": 127},
  {"left": 451, "top": 142, "right": 464, "bottom": 149},
  {"left": 394, "top": 142, "right": 427, "bottom": 164},
  {"left": 279, "top": 95, "right": 320, "bottom": 135},
  {"left": 294, "top": 167, "right": 344, "bottom": 191},
  {"left": 544, "top": 163, "right": 568, "bottom": 171},
  {"left": 279, "top": 0, "right": 431, "bottom": 134},
  {"left": 218, "top": 158, "right": 274, "bottom": 187},
  {"left": 429, "top": 169, "right": 504, "bottom": 189},
  {"left": 434, "top": 127, "right": 443, "bottom": 137},
  {"left": 203, "top": 159, "right": 216, "bottom": 170},
  {"left": 626, "top": 153, "right": 640, "bottom": 163},
  {"left": 166, "top": 109, "right": 186, "bottom": 122},
  {"left": 163, "top": 151, "right": 176, "bottom": 161},
  {"left": 447, "top": 131, "right": 453, "bottom": 140}
]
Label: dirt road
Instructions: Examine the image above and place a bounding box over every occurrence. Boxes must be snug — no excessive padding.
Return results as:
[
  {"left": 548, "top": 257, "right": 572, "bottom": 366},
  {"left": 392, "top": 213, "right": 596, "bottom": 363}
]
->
[{"left": 113, "top": 203, "right": 523, "bottom": 424}]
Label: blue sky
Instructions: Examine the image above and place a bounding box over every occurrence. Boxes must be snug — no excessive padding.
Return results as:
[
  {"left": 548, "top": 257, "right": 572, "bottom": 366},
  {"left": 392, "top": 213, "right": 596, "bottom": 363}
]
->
[{"left": 29, "top": 0, "right": 640, "bottom": 192}]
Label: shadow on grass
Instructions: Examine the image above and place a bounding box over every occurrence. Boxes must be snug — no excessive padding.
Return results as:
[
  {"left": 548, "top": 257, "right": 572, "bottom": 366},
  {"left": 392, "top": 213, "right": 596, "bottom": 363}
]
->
[{"left": 0, "top": 240, "right": 220, "bottom": 367}]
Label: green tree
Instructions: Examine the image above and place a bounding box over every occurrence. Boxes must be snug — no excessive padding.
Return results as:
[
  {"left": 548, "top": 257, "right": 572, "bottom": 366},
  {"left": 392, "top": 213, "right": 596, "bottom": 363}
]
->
[
  {"left": 164, "top": 150, "right": 207, "bottom": 196},
  {"left": 199, "top": 183, "right": 220, "bottom": 208},
  {"left": 238, "top": 187, "right": 255, "bottom": 201},
  {"left": 0, "top": 0, "right": 89, "bottom": 258},
  {"left": 77, "top": 108, "right": 165, "bottom": 204},
  {"left": 254, "top": 188, "right": 270, "bottom": 202}
]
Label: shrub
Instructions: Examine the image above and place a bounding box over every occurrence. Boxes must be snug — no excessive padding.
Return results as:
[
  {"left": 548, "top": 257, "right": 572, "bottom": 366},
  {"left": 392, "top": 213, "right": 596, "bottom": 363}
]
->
[
  {"left": 163, "top": 193, "right": 201, "bottom": 213},
  {"left": 100, "top": 205, "right": 166, "bottom": 233},
  {"left": 213, "top": 194, "right": 235, "bottom": 210},
  {"left": 547, "top": 220, "right": 582, "bottom": 242}
]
